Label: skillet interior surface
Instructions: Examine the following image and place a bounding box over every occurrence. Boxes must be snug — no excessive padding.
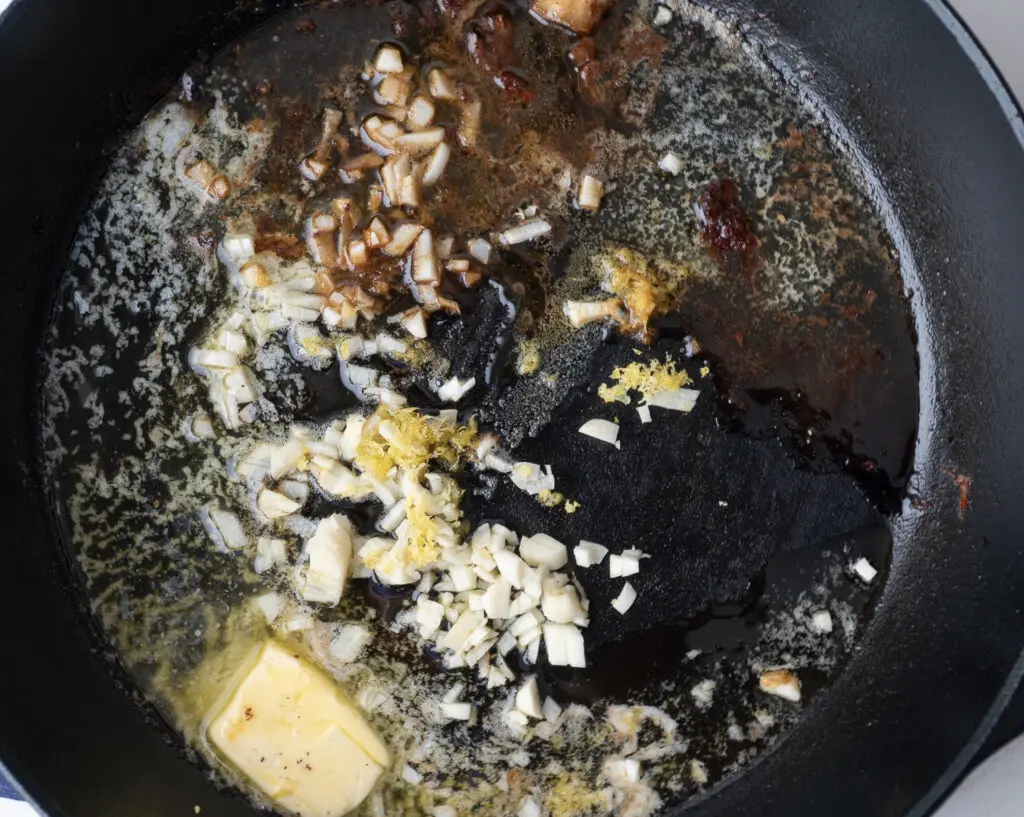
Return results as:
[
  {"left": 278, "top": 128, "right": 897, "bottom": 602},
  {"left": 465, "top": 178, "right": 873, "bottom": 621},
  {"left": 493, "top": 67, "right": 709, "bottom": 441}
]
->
[{"left": 0, "top": 1, "right": 1023, "bottom": 816}]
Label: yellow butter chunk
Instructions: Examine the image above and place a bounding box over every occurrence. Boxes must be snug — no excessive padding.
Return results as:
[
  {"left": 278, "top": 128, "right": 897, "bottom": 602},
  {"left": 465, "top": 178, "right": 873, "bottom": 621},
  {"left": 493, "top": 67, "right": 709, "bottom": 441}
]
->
[{"left": 207, "top": 640, "right": 390, "bottom": 817}]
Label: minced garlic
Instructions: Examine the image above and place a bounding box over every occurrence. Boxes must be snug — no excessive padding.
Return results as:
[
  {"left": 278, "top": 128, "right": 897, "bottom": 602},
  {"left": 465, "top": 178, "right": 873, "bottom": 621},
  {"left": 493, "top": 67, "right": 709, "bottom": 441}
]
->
[{"left": 354, "top": 406, "right": 478, "bottom": 480}]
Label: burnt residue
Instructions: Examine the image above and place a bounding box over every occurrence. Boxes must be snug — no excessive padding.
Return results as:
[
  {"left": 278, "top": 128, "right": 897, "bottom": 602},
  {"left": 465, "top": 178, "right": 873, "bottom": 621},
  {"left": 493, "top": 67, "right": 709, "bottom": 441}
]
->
[{"left": 695, "top": 176, "right": 760, "bottom": 276}]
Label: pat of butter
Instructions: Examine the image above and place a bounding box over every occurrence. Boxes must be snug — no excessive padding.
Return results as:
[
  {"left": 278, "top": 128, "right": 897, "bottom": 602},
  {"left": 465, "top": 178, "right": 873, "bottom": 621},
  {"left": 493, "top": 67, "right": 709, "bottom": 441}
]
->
[{"left": 207, "top": 640, "right": 390, "bottom": 817}]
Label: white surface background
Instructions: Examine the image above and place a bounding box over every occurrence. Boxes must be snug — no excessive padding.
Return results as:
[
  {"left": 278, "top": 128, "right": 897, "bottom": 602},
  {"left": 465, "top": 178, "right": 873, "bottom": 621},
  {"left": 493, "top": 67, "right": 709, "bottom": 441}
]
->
[{"left": 0, "top": 0, "right": 1021, "bottom": 815}]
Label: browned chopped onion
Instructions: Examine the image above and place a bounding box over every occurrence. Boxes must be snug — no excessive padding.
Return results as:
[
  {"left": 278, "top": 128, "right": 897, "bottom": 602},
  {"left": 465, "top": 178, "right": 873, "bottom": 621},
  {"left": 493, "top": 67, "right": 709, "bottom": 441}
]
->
[
  {"left": 467, "top": 238, "right": 492, "bottom": 264},
  {"left": 400, "top": 307, "right": 429, "bottom": 339},
  {"left": 342, "top": 152, "right": 385, "bottom": 175},
  {"left": 362, "top": 115, "right": 403, "bottom": 154},
  {"left": 364, "top": 217, "right": 391, "bottom": 250},
  {"left": 299, "top": 155, "right": 329, "bottom": 181},
  {"left": 458, "top": 97, "right": 482, "bottom": 148},
  {"left": 381, "top": 153, "right": 412, "bottom": 206},
  {"left": 428, "top": 68, "right": 456, "bottom": 101},
  {"left": 399, "top": 173, "right": 422, "bottom": 209},
  {"left": 208, "top": 175, "right": 232, "bottom": 200},
  {"left": 406, "top": 95, "right": 436, "bottom": 129},
  {"left": 459, "top": 269, "right": 483, "bottom": 288},
  {"left": 414, "top": 283, "right": 442, "bottom": 312},
  {"left": 306, "top": 213, "right": 339, "bottom": 267},
  {"left": 374, "top": 44, "right": 404, "bottom": 74},
  {"left": 499, "top": 219, "right": 551, "bottom": 245},
  {"left": 331, "top": 195, "right": 362, "bottom": 223},
  {"left": 382, "top": 222, "right": 424, "bottom": 257},
  {"left": 240, "top": 261, "right": 270, "bottom": 288},
  {"left": 577, "top": 175, "right": 604, "bottom": 211},
  {"left": 421, "top": 142, "right": 451, "bottom": 186},
  {"left": 375, "top": 75, "right": 412, "bottom": 107},
  {"left": 436, "top": 234, "right": 456, "bottom": 260},
  {"left": 396, "top": 127, "right": 446, "bottom": 155},
  {"left": 347, "top": 239, "right": 369, "bottom": 267},
  {"left": 412, "top": 229, "right": 439, "bottom": 284},
  {"left": 185, "top": 159, "right": 216, "bottom": 188}
]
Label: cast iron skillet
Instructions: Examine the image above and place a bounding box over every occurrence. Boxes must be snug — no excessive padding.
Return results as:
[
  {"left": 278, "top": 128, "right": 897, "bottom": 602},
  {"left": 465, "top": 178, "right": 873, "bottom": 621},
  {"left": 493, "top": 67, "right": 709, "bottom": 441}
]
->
[{"left": 1, "top": 0, "right": 1024, "bottom": 816}]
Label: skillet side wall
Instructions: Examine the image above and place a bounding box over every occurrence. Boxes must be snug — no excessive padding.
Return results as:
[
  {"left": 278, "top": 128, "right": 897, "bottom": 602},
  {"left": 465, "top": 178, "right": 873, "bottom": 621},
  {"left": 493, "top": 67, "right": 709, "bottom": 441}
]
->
[{"left": 0, "top": 2, "right": 1022, "bottom": 817}]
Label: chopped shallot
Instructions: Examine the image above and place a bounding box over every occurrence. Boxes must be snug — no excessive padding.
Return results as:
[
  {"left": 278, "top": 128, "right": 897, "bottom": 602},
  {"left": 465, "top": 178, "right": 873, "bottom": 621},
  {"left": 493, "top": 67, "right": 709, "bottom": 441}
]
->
[
  {"left": 611, "top": 582, "right": 637, "bottom": 614},
  {"left": 500, "top": 219, "right": 551, "bottom": 245},
  {"left": 578, "top": 418, "right": 621, "bottom": 448}
]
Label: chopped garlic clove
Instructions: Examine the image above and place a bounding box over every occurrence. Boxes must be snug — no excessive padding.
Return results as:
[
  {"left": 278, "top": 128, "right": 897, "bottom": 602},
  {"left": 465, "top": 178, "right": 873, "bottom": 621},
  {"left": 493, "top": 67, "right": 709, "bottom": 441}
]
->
[
  {"left": 300, "top": 514, "right": 354, "bottom": 606},
  {"left": 578, "top": 418, "right": 621, "bottom": 447},
  {"left": 649, "top": 387, "right": 699, "bottom": 413},
  {"left": 374, "top": 44, "right": 404, "bottom": 74},
  {"left": 519, "top": 533, "right": 568, "bottom": 570},
  {"left": 573, "top": 540, "right": 609, "bottom": 568},
  {"left": 809, "top": 610, "right": 834, "bottom": 634},
  {"left": 543, "top": 622, "right": 586, "bottom": 668},
  {"left": 329, "top": 624, "right": 373, "bottom": 663},
  {"left": 204, "top": 506, "right": 248, "bottom": 551},
  {"left": 257, "top": 488, "right": 302, "bottom": 520},
  {"left": 759, "top": 669, "right": 801, "bottom": 702},
  {"left": 515, "top": 677, "right": 544, "bottom": 719},
  {"left": 610, "top": 581, "right": 637, "bottom": 615},
  {"left": 436, "top": 376, "right": 476, "bottom": 403},
  {"left": 441, "top": 701, "right": 475, "bottom": 721},
  {"left": 850, "top": 557, "right": 878, "bottom": 583},
  {"left": 563, "top": 298, "right": 621, "bottom": 328},
  {"left": 658, "top": 151, "right": 684, "bottom": 175},
  {"left": 577, "top": 174, "right": 604, "bottom": 211}
]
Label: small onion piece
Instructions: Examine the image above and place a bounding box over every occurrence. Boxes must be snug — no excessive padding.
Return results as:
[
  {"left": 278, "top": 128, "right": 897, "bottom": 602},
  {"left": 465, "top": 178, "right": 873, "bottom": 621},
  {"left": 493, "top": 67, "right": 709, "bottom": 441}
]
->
[
  {"left": 648, "top": 387, "right": 699, "bottom": 413},
  {"left": 459, "top": 97, "right": 482, "bottom": 148},
  {"left": 258, "top": 488, "right": 302, "bottom": 520},
  {"left": 543, "top": 622, "right": 586, "bottom": 668},
  {"left": 428, "top": 68, "right": 457, "bottom": 101},
  {"left": 400, "top": 307, "right": 429, "bottom": 339},
  {"left": 421, "top": 142, "right": 451, "bottom": 186},
  {"left": 573, "top": 540, "right": 608, "bottom": 568},
  {"left": 659, "top": 151, "right": 684, "bottom": 175},
  {"left": 347, "top": 239, "right": 369, "bottom": 267},
  {"left": 759, "top": 669, "right": 801, "bottom": 702},
  {"left": 240, "top": 261, "right": 270, "bottom": 288},
  {"left": 185, "top": 159, "right": 216, "bottom": 189},
  {"left": 203, "top": 506, "right": 248, "bottom": 551},
  {"left": 412, "top": 229, "right": 439, "bottom": 284},
  {"left": 611, "top": 581, "right": 637, "bottom": 615},
  {"left": 436, "top": 375, "right": 476, "bottom": 403},
  {"left": 383, "top": 222, "right": 424, "bottom": 257},
  {"left": 563, "top": 298, "right": 621, "bottom": 328},
  {"left": 375, "top": 75, "right": 412, "bottom": 107},
  {"left": 396, "top": 127, "right": 446, "bottom": 155},
  {"left": 208, "top": 175, "right": 231, "bottom": 200},
  {"left": 374, "top": 44, "right": 404, "bottom": 74},
  {"left": 577, "top": 175, "right": 604, "bottom": 211},
  {"left": 406, "top": 95, "right": 436, "bottom": 129},
  {"left": 499, "top": 219, "right": 551, "bottom": 246},
  {"left": 578, "top": 418, "right": 621, "bottom": 448},
  {"left": 467, "top": 238, "right": 492, "bottom": 265},
  {"left": 299, "top": 156, "right": 329, "bottom": 181},
  {"left": 510, "top": 462, "right": 555, "bottom": 496},
  {"left": 515, "top": 677, "right": 544, "bottom": 720}
]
